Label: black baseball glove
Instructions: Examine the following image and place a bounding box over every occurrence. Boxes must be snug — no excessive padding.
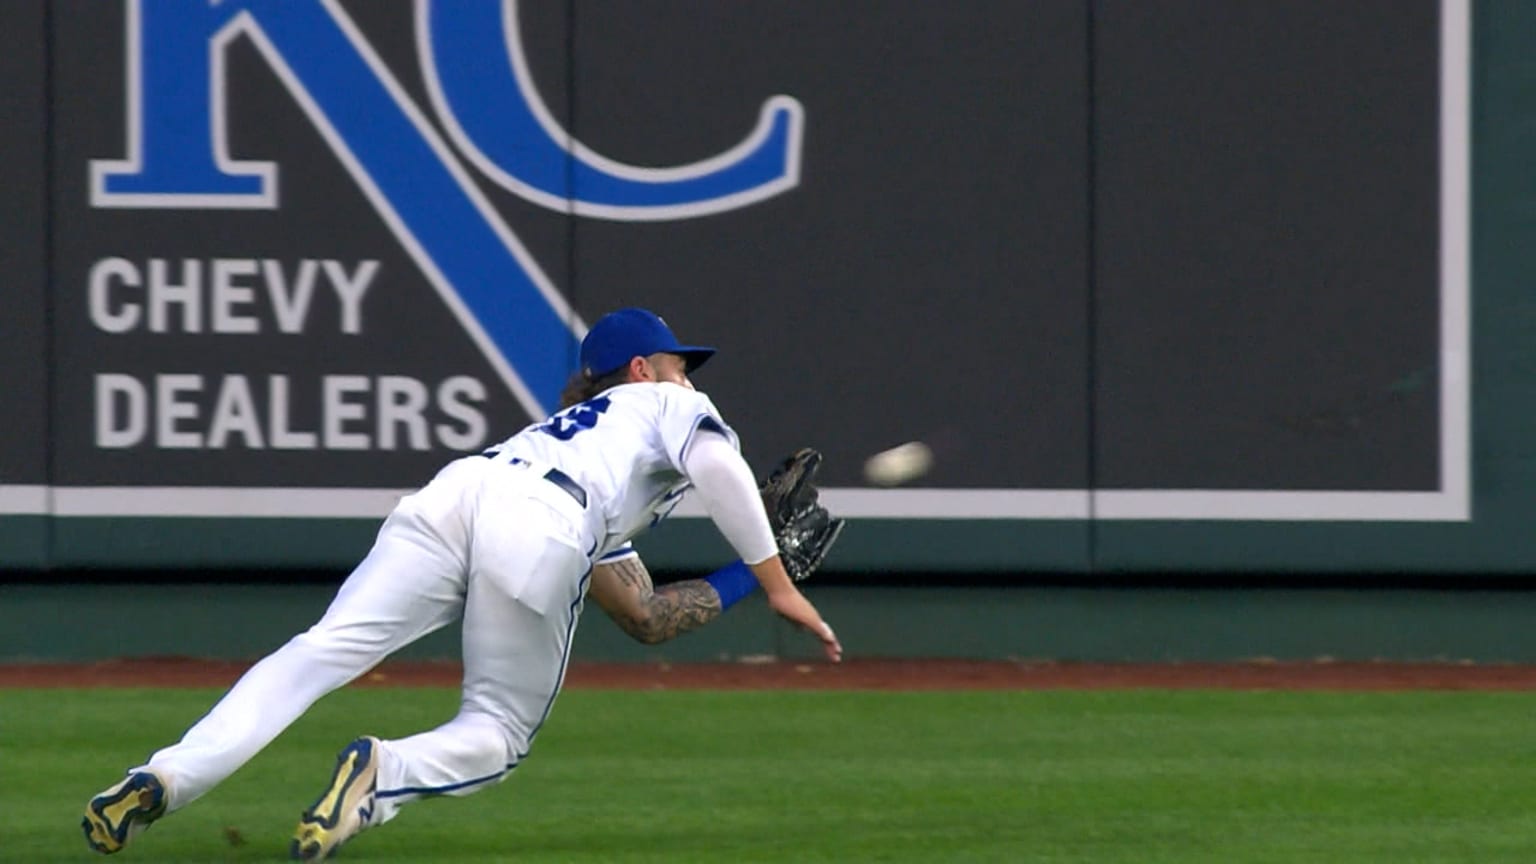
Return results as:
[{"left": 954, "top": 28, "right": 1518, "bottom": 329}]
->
[{"left": 759, "top": 448, "right": 846, "bottom": 582}]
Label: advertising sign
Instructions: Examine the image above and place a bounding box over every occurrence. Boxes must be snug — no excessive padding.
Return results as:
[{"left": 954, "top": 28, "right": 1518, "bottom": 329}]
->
[
  {"left": 18, "top": 0, "right": 1474, "bottom": 571},
  {"left": 51, "top": 0, "right": 1091, "bottom": 524}
]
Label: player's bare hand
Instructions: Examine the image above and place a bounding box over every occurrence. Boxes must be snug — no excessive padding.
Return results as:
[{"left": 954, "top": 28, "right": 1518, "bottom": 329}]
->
[{"left": 767, "top": 588, "right": 843, "bottom": 663}]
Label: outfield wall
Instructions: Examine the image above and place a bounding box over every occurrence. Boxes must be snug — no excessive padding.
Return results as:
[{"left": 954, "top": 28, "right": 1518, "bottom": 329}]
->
[
  {"left": 9, "top": 582, "right": 1536, "bottom": 664},
  {"left": 3, "top": 1, "right": 1536, "bottom": 576}
]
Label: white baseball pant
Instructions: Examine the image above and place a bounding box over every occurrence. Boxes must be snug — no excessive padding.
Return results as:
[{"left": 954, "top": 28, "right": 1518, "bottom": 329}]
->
[{"left": 135, "top": 456, "right": 595, "bottom": 824}]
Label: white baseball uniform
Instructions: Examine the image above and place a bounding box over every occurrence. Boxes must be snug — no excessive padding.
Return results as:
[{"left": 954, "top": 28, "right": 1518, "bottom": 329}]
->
[{"left": 135, "top": 381, "right": 766, "bottom": 824}]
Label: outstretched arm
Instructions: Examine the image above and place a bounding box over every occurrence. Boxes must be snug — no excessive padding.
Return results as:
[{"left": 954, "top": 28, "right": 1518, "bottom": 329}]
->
[
  {"left": 588, "top": 555, "right": 724, "bottom": 645},
  {"left": 682, "top": 432, "right": 842, "bottom": 662}
]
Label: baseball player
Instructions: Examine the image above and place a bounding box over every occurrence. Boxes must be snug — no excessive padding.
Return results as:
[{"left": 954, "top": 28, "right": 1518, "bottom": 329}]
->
[{"left": 82, "top": 308, "right": 845, "bottom": 859}]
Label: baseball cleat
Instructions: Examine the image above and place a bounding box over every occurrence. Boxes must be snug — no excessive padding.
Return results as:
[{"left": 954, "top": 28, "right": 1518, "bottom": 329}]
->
[
  {"left": 291, "top": 736, "right": 379, "bottom": 860},
  {"left": 82, "top": 770, "right": 169, "bottom": 854}
]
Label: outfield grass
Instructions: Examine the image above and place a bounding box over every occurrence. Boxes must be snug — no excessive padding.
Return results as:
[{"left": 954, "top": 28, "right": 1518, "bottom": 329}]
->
[{"left": 7, "top": 687, "right": 1536, "bottom": 862}]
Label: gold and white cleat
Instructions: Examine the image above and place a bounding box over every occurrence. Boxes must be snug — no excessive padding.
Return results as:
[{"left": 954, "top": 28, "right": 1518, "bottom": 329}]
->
[
  {"left": 83, "top": 770, "right": 168, "bottom": 854},
  {"left": 291, "top": 736, "right": 379, "bottom": 860}
]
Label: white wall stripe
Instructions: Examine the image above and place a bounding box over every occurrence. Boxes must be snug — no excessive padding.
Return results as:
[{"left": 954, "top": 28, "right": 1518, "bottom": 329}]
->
[
  {"left": 51, "top": 487, "right": 408, "bottom": 519},
  {"left": 1437, "top": 0, "right": 1472, "bottom": 521},
  {"left": 0, "top": 486, "right": 49, "bottom": 515},
  {"left": 4, "top": 486, "right": 1469, "bottom": 522},
  {"left": 1092, "top": 490, "right": 1464, "bottom": 523}
]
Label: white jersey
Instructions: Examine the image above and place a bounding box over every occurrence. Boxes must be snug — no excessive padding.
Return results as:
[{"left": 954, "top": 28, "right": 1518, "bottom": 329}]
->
[{"left": 487, "top": 382, "right": 738, "bottom": 559}]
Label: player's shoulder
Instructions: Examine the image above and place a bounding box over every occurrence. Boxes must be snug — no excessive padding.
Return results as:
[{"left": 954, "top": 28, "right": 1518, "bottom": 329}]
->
[
  {"left": 603, "top": 381, "right": 718, "bottom": 413},
  {"left": 657, "top": 382, "right": 724, "bottom": 418}
]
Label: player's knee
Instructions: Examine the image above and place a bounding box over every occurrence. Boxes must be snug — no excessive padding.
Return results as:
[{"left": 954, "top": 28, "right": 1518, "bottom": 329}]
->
[{"left": 457, "top": 707, "right": 526, "bottom": 766}]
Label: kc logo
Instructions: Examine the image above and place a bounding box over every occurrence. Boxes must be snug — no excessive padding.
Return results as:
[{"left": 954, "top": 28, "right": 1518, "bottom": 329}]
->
[{"left": 91, "top": 0, "right": 804, "bottom": 420}]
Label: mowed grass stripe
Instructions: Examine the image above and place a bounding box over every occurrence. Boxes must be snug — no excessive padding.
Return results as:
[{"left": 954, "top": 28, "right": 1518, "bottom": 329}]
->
[{"left": 5, "top": 689, "right": 1536, "bottom": 863}]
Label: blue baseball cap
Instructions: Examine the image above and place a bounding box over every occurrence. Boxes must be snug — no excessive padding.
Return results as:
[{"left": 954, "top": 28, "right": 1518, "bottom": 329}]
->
[{"left": 579, "top": 308, "right": 717, "bottom": 377}]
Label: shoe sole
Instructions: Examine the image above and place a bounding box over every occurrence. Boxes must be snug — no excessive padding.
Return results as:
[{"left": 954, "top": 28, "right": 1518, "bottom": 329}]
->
[
  {"left": 291, "top": 738, "right": 377, "bottom": 861},
  {"left": 82, "top": 773, "right": 166, "bottom": 855}
]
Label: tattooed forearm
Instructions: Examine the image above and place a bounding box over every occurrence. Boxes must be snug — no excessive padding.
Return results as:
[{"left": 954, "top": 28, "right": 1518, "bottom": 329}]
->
[
  {"left": 601, "top": 558, "right": 724, "bottom": 644},
  {"left": 629, "top": 580, "right": 723, "bottom": 644}
]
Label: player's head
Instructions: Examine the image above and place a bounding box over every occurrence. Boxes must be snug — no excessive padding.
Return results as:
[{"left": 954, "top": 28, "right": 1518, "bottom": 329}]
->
[
  {"left": 560, "top": 308, "right": 716, "bottom": 407},
  {"left": 579, "top": 308, "right": 715, "bottom": 379}
]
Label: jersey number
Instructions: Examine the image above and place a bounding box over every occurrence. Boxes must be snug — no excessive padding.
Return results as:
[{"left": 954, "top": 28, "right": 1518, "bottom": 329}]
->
[{"left": 537, "top": 395, "right": 612, "bottom": 440}]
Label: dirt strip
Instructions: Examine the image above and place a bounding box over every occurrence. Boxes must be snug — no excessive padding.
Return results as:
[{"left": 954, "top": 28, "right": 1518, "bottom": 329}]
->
[{"left": 4, "top": 657, "right": 1536, "bottom": 690}]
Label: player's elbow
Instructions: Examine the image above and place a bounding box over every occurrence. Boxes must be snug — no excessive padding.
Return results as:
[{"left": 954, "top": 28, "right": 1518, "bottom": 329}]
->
[
  {"left": 634, "top": 628, "right": 669, "bottom": 646},
  {"left": 617, "top": 611, "right": 668, "bottom": 645},
  {"left": 634, "top": 617, "right": 671, "bottom": 645}
]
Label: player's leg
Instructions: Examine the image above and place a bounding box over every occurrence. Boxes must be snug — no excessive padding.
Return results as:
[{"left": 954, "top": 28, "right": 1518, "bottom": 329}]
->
[
  {"left": 289, "top": 478, "right": 590, "bottom": 858},
  {"left": 85, "top": 461, "right": 480, "bottom": 854},
  {"left": 367, "top": 496, "right": 591, "bottom": 825},
  {"left": 137, "top": 507, "right": 467, "bottom": 810}
]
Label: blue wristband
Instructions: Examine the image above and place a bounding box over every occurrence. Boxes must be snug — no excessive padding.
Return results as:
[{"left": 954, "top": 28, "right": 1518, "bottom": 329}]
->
[{"left": 703, "top": 560, "right": 758, "bottom": 611}]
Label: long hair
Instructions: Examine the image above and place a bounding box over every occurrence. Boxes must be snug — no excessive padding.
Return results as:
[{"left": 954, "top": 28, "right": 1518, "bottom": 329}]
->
[{"left": 559, "top": 366, "right": 631, "bottom": 409}]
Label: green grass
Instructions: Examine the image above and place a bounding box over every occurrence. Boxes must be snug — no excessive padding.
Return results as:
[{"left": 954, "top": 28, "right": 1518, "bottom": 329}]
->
[{"left": 8, "top": 687, "right": 1536, "bottom": 862}]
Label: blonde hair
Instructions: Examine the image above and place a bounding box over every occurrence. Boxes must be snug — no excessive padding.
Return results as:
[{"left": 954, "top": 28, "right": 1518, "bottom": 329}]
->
[{"left": 558, "top": 366, "right": 632, "bottom": 408}]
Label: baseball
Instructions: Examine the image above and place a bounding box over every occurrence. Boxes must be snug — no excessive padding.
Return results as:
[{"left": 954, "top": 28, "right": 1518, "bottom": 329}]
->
[{"left": 863, "top": 441, "right": 933, "bottom": 486}]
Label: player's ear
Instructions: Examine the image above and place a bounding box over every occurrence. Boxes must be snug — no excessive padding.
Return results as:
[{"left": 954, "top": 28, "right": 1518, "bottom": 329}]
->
[{"left": 627, "top": 355, "right": 652, "bottom": 383}]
